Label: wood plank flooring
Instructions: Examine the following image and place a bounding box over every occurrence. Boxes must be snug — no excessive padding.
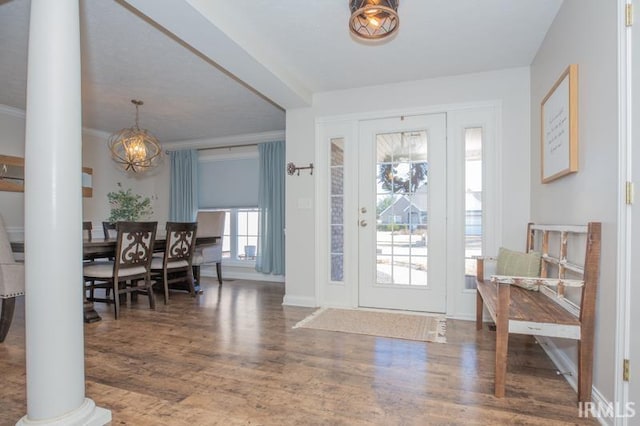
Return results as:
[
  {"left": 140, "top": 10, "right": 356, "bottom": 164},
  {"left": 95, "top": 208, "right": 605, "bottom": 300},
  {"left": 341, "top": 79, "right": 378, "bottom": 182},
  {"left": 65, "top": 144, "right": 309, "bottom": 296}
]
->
[{"left": 0, "top": 279, "right": 596, "bottom": 425}]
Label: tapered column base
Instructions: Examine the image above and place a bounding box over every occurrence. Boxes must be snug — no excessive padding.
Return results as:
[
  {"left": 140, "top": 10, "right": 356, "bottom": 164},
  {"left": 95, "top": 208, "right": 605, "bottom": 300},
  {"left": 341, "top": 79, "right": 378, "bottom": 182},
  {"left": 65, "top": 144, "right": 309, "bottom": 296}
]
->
[{"left": 17, "top": 398, "right": 111, "bottom": 426}]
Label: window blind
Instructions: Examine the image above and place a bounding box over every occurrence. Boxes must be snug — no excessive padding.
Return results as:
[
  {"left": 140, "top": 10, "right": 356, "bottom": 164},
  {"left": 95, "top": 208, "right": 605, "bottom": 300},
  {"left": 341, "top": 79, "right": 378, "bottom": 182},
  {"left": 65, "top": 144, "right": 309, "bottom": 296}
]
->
[{"left": 198, "top": 152, "right": 259, "bottom": 209}]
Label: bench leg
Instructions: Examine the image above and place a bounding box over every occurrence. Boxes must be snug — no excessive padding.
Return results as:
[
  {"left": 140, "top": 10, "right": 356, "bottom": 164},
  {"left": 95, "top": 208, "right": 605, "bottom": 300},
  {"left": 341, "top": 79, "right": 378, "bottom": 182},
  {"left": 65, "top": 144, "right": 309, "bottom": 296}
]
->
[
  {"left": 494, "top": 282, "right": 510, "bottom": 398},
  {"left": 495, "top": 322, "right": 508, "bottom": 398},
  {"left": 476, "top": 291, "right": 484, "bottom": 330},
  {"left": 578, "top": 340, "right": 594, "bottom": 403}
]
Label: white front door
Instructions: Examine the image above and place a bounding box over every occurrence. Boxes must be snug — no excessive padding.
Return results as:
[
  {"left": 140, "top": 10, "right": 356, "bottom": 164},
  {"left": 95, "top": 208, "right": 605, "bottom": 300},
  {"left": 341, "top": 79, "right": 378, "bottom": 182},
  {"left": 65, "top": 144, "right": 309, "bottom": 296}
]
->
[{"left": 357, "top": 114, "right": 447, "bottom": 312}]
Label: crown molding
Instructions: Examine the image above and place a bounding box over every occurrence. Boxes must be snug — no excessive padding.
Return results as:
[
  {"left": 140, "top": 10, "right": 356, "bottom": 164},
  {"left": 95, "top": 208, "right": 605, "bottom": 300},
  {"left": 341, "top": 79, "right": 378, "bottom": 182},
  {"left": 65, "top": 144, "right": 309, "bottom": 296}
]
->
[
  {"left": 0, "top": 104, "right": 112, "bottom": 139},
  {"left": 162, "top": 130, "right": 285, "bottom": 151},
  {"left": 0, "top": 104, "right": 282, "bottom": 148},
  {"left": 81, "top": 127, "right": 111, "bottom": 139},
  {"left": 0, "top": 104, "right": 26, "bottom": 118}
]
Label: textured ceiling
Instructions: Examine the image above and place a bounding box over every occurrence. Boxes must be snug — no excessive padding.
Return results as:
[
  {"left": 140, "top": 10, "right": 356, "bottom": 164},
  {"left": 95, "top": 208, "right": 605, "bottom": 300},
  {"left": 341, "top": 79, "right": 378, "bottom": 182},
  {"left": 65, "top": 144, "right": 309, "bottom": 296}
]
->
[
  {"left": 0, "top": 0, "right": 563, "bottom": 144},
  {"left": 0, "top": 0, "right": 286, "bottom": 143}
]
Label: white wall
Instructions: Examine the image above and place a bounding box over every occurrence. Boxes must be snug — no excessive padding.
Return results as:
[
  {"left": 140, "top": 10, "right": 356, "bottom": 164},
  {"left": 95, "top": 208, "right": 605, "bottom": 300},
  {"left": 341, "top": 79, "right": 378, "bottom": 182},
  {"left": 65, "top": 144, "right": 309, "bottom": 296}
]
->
[
  {"left": 284, "top": 108, "right": 317, "bottom": 306},
  {"left": 0, "top": 105, "right": 170, "bottom": 239},
  {"left": 530, "top": 0, "right": 618, "bottom": 403},
  {"left": 285, "top": 67, "right": 531, "bottom": 307},
  {"left": 81, "top": 128, "right": 170, "bottom": 236}
]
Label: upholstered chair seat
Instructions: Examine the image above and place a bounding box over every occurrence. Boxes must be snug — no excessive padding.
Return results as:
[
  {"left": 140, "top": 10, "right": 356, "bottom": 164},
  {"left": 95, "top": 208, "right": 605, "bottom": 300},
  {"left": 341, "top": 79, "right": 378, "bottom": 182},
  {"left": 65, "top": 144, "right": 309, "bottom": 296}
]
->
[
  {"left": 151, "top": 258, "right": 189, "bottom": 269},
  {"left": 192, "top": 211, "right": 225, "bottom": 286},
  {"left": 83, "top": 262, "right": 147, "bottom": 278},
  {"left": 0, "top": 214, "right": 25, "bottom": 342}
]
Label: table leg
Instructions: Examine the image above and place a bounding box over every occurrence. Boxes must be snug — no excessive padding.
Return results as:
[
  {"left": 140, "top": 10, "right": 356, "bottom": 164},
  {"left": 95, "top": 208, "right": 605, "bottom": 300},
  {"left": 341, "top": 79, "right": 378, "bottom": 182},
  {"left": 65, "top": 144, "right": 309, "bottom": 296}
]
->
[
  {"left": 83, "top": 284, "right": 101, "bottom": 323},
  {"left": 84, "top": 299, "right": 101, "bottom": 323}
]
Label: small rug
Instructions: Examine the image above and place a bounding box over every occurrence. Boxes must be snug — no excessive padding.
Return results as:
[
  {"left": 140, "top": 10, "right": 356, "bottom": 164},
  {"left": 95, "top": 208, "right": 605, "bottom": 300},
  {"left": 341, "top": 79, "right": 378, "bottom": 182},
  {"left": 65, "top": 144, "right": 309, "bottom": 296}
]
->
[{"left": 293, "top": 308, "right": 446, "bottom": 343}]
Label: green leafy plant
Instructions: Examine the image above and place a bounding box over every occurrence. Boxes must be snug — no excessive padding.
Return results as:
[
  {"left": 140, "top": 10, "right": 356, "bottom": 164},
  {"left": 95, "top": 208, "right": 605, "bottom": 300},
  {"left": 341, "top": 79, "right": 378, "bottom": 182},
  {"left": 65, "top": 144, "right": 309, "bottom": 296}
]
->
[{"left": 107, "top": 182, "right": 153, "bottom": 222}]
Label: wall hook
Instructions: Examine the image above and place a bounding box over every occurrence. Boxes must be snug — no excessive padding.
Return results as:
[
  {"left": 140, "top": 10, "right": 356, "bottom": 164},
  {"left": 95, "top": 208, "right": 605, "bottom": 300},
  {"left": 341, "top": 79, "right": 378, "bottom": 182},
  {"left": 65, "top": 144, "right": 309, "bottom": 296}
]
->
[{"left": 287, "top": 162, "right": 314, "bottom": 176}]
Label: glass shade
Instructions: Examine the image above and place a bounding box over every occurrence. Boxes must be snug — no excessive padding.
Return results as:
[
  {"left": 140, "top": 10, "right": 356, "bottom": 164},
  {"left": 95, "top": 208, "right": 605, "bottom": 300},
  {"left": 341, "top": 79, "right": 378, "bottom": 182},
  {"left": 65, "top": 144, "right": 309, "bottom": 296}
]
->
[{"left": 349, "top": 0, "right": 399, "bottom": 40}]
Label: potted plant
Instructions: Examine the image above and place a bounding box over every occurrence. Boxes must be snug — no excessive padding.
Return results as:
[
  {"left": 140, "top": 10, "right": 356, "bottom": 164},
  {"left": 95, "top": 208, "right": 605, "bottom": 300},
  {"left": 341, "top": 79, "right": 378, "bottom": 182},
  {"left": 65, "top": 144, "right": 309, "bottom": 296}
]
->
[{"left": 107, "top": 182, "right": 153, "bottom": 222}]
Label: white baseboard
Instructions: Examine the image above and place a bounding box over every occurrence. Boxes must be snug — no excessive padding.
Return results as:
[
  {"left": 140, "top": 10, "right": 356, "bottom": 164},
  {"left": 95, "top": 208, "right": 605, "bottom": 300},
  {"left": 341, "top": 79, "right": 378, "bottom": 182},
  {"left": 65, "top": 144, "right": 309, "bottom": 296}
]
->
[
  {"left": 200, "top": 266, "right": 284, "bottom": 283},
  {"left": 447, "top": 313, "right": 476, "bottom": 321},
  {"left": 282, "top": 295, "right": 317, "bottom": 307},
  {"left": 536, "top": 336, "right": 579, "bottom": 391},
  {"left": 536, "top": 336, "right": 612, "bottom": 426},
  {"left": 590, "top": 387, "right": 615, "bottom": 426}
]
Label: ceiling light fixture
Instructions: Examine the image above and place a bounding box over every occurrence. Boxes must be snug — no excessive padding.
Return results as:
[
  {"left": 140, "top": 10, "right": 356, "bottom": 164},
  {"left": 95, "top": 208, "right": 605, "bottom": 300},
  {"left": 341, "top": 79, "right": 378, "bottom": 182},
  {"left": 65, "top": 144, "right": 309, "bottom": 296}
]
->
[
  {"left": 349, "top": 0, "right": 399, "bottom": 40},
  {"left": 108, "top": 99, "right": 162, "bottom": 173}
]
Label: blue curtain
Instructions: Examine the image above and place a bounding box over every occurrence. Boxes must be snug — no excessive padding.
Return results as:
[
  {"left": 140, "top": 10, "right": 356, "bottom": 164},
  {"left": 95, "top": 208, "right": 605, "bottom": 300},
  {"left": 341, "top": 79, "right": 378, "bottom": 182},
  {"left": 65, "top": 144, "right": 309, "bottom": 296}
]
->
[
  {"left": 169, "top": 150, "right": 199, "bottom": 222},
  {"left": 256, "top": 141, "right": 285, "bottom": 275}
]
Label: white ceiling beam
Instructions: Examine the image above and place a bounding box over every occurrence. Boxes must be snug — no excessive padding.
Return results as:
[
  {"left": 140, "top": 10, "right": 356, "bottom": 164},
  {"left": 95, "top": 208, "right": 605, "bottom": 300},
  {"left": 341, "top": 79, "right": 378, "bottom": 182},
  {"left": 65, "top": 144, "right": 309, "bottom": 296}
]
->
[{"left": 123, "top": 0, "right": 311, "bottom": 109}]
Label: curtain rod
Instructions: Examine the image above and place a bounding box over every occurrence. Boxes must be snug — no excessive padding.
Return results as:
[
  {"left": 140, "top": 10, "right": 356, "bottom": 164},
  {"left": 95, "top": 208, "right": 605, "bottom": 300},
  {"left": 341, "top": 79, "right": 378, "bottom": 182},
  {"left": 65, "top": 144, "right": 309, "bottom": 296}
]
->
[{"left": 165, "top": 142, "right": 259, "bottom": 154}]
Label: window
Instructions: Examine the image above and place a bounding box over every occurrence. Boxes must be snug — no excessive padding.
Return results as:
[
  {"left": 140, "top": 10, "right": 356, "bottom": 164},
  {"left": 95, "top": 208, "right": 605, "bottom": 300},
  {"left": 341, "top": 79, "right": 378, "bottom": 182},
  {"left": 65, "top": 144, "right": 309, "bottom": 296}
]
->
[
  {"left": 237, "top": 209, "right": 259, "bottom": 260},
  {"left": 464, "top": 127, "right": 483, "bottom": 289},
  {"left": 330, "top": 138, "right": 344, "bottom": 282},
  {"left": 201, "top": 208, "right": 259, "bottom": 263},
  {"left": 197, "top": 146, "right": 260, "bottom": 264}
]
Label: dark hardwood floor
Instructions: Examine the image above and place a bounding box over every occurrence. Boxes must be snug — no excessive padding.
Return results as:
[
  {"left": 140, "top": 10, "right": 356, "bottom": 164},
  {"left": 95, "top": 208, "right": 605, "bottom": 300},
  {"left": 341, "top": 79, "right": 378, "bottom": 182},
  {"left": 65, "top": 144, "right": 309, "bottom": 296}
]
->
[{"left": 0, "top": 279, "right": 595, "bottom": 425}]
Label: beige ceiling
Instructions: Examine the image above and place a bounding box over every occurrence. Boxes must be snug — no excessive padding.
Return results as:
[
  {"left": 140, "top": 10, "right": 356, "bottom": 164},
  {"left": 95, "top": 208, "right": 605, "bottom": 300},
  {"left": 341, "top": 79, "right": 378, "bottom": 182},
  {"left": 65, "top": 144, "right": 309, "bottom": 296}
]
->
[{"left": 0, "top": 0, "right": 563, "bottom": 144}]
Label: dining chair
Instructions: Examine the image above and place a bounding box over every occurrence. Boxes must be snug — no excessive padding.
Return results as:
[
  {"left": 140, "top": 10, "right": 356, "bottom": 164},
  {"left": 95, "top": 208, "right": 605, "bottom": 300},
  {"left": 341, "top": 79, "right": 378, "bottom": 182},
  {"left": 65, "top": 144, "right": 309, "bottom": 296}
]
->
[
  {"left": 150, "top": 222, "right": 197, "bottom": 304},
  {"left": 82, "top": 221, "right": 93, "bottom": 241},
  {"left": 192, "top": 211, "right": 225, "bottom": 286},
  {"left": 102, "top": 221, "right": 117, "bottom": 239},
  {"left": 82, "top": 221, "right": 101, "bottom": 265},
  {"left": 0, "top": 214, "right": 24, "bottom": 342},
  {"left": 83, "top": 221, "right": 157, "bottom": 319}
]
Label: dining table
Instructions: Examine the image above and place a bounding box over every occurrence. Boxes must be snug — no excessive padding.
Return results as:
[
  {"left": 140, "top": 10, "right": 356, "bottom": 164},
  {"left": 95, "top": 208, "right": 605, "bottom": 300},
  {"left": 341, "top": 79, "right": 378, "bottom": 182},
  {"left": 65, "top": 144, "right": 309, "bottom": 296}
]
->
[{"left": 11, "top": 235, "right": 219, "bottom": 323}]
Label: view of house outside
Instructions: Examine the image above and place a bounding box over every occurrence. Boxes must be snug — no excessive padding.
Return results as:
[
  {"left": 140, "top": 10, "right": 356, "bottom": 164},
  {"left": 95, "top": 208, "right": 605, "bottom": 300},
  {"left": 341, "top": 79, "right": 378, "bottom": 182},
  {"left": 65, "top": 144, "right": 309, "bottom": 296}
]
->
[
  {"left": 375, "top": 131, "right": 429, "bottom": 286},
  {"left": 464, "top": 127, "right": 483, "bottom": 289},
  {"left": 327, "top": 128, "right": 483, "bottom": 287},
  {"left": 374, "top": 127, "right": 483, "bottom": 288}
]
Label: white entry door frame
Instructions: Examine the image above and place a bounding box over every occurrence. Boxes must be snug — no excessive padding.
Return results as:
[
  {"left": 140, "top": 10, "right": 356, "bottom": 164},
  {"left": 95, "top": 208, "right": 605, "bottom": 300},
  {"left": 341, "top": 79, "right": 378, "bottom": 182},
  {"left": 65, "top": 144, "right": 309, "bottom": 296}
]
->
[{"left": 315, "top": 103, "right": 501, "bottom": 318}]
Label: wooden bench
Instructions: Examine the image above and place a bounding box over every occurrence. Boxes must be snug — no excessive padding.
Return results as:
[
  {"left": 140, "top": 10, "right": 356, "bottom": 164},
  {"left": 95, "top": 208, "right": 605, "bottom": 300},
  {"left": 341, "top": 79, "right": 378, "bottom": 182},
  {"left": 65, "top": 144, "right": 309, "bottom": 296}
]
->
[{"left": 475, "top": 222, "right": 601, "bottom": 402}]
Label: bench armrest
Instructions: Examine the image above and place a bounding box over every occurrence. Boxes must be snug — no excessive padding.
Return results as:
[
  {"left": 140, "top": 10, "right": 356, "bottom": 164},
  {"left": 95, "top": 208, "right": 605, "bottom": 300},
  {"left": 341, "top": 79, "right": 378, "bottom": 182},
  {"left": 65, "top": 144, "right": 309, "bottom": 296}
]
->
[
  {"left": 475, "top": 256, "right": 497, "bottom": 283},
  {"left": 475, "top": 256, "right": 497, "bottom": 262}
]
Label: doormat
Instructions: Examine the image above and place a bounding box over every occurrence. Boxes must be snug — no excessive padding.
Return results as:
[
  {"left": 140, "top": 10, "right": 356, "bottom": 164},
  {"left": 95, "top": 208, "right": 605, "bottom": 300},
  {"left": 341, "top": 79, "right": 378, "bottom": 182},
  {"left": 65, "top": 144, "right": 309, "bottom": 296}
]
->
[{"left": 293, "top": 308, "right": 446, "bottom": 343}]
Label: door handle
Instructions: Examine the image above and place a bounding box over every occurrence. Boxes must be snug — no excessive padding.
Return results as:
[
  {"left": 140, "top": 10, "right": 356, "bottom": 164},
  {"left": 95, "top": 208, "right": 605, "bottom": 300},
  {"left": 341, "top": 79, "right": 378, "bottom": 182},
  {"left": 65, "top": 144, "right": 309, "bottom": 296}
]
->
[{"left": 360, "top": 220, "right": 367, "bottom": 227}]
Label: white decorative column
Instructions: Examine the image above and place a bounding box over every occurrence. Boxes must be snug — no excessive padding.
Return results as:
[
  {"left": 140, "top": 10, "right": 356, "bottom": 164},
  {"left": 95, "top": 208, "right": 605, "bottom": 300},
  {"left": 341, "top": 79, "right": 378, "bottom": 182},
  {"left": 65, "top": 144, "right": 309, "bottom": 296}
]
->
[{"left": 18, "top": 0, "right": 111, "bottom": 424}]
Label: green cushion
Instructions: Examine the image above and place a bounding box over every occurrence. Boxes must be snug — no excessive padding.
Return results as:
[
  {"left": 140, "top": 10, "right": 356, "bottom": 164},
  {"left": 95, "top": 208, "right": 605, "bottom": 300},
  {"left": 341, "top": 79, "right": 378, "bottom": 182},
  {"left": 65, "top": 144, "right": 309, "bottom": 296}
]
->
[{"left": 496, "top": 247, "right": 541, "bottom": 290}]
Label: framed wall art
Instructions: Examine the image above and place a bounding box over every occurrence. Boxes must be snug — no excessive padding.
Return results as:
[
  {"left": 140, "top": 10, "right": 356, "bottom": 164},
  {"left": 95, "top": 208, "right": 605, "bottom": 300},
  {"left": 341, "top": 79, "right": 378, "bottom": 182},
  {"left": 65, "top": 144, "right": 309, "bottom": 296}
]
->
[{"left": 541, "top": 64, "right": 578, "bottom": 183}]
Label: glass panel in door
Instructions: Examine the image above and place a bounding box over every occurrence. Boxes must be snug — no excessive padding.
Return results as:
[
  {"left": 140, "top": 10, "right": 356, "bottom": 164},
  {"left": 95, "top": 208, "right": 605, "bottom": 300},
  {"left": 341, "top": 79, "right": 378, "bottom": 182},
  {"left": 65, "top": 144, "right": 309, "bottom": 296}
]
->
[
  {"left": 358, "top": 114, "right": 447, "bottom": 312},
  {"left": 375, "top": 131, "right": 428, "bottom": 286}
]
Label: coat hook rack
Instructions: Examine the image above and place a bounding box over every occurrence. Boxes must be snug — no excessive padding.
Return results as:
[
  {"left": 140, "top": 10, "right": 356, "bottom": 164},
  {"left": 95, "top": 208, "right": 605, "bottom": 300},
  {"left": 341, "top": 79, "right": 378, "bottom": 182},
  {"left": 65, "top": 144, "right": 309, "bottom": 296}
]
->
[{"left": 287, "top": 162, "right": 314, "bottom": 176}]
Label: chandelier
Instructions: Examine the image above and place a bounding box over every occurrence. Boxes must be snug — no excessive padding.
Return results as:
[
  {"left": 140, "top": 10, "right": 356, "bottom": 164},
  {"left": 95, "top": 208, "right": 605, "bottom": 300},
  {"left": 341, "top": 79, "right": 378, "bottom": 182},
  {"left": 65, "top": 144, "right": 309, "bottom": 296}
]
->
[
  {"left": 349, "top": 0, "right": 399, "bottom": 40},
  {"left": 108, "top": 100, "right": 162, "bottom": 173}
]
